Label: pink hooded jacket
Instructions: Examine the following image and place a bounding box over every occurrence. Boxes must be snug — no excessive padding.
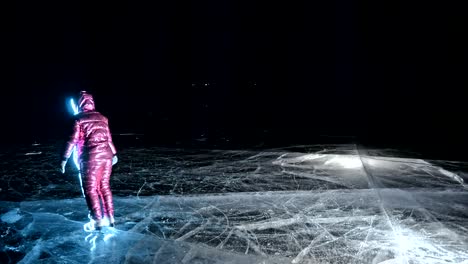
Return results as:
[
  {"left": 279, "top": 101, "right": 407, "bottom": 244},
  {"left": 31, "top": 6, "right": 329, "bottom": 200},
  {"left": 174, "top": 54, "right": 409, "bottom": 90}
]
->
[{"left": 63, "top": 91, "right": 117, "bottom": 163}]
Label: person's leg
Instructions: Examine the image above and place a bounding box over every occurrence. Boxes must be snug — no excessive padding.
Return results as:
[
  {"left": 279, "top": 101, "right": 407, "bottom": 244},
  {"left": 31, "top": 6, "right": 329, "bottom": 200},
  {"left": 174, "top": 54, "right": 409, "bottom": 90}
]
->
[
  {"left": 99, "top": 191, "right": 108, "bottom": 218},
  {"left": 83, "top": 160, "right": 106, "bottom": 227},
  {"left": 82, "top": 162, "right": 97, "bottom": 221},
  {"left": 100, "top": 159, "right": 115, "bottom": 226}
]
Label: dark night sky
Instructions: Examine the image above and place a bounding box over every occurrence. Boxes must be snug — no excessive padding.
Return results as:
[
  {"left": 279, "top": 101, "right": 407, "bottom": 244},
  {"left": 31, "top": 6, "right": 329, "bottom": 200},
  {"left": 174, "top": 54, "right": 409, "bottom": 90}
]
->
[{"left": 4, "top": 1, "right": 468, "bottom": 155}]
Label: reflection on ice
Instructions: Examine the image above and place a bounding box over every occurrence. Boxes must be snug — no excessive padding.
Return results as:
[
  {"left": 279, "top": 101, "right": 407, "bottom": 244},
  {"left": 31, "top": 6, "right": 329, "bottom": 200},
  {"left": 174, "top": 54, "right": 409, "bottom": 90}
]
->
[
  {"left": 0, "top": 143, "right": 467, "bottom": 263},
  {"left": 274, "top": 153, "right": 363, "bottom": 169},
  {"left": 1, "top": 209, "right": 22, "bottom": 224}
]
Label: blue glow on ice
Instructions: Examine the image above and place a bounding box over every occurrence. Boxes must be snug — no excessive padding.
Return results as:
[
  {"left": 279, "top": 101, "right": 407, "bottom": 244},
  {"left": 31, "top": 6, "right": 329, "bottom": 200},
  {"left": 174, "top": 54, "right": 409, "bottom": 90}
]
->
[
  {"left": 88, "top": 235, "right": 98, "bottom": 251},
  {"left": 103, "top": 233, "right": 115, "bottom": 242},
  {"left": 85, "top": 232, "right": 98, "bottom": 251},
  {"left": 85, "top": 233, "right": 94, "bottom": 241}
]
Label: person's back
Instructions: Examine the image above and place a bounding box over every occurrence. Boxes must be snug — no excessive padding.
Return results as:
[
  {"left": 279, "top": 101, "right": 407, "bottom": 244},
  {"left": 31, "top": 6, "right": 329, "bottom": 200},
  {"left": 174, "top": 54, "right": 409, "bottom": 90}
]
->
[{"left": 76, "top": 110, "right": 115, "bottom": 161}]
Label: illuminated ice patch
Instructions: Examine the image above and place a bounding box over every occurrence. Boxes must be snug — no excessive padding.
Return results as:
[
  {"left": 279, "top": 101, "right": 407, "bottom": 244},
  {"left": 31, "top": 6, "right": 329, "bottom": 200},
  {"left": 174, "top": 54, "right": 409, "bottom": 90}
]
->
[
  {"left": 103, "top": 233, "right": 115, "bottom": 242},
  {"left": 438, "top": 168, "right": 464, "bottom": 184},
  {"left": 1, "top": 209, "right": 22, "bottom": 224},
  {"left": 323, "top": 155, "right": 363, "bottom": 169},
  {"left": 391, "top": 227, "right": 468, "bottom": 264},
  {"left": 274, "top": 154, "right": 363, "bottom": 169}
]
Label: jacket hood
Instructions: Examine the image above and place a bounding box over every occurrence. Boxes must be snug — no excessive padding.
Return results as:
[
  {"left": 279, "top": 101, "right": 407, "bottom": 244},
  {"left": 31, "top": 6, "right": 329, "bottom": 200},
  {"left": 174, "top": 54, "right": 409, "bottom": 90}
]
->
[{"left": 78, "top": 91, "right": 95, "bottom": 112}]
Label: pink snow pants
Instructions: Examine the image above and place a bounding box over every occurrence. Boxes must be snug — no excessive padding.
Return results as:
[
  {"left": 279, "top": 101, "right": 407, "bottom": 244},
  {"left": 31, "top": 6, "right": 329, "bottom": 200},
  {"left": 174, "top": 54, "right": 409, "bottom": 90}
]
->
[{"left": 82, "top": 158, "right": 114, "bottom": 222}]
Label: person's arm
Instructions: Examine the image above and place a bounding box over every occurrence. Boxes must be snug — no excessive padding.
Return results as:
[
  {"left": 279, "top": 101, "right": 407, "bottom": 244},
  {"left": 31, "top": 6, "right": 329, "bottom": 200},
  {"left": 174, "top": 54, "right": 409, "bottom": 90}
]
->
[
  {"left": 106, "top": 120, "right": 118, "bottom": 165},
  {"left": 63, "top": 120, "right": 81, "bottom": 161},
  {"left": 106, "top": 121, "right": 117, "bottom": 156}
]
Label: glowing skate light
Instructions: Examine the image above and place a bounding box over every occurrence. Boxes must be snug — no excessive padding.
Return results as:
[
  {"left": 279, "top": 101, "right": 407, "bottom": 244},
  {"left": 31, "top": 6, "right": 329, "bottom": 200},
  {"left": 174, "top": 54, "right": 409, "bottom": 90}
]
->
[
  {"left": 83, "top": 218, "right": 112, "bottom": 233},
  {"left": 101, "top": 217, "right": 110, "bottom": 227},
  {"left": 84, "top": 219, "right": 96, "bottom": 232}
]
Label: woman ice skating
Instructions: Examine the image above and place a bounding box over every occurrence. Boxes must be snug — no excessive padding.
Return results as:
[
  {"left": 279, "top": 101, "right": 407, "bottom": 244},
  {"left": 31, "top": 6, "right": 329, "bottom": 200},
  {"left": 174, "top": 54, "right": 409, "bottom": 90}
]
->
[{"left": 61, "top": 91, "right": 118, "bottom": 230}]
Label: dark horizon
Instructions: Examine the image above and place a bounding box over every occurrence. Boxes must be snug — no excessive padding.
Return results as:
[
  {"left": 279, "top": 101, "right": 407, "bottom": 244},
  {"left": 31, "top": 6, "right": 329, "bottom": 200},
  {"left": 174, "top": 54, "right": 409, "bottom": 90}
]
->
[{"left": 4, "top": 1, "right": 467, "bottom": 159}]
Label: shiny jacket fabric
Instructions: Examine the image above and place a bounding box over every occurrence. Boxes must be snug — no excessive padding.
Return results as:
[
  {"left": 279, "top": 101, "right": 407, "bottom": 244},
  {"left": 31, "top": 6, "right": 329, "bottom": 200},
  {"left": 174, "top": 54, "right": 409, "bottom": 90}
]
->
[
  {"left": 62, "top": 111, "right": 117, "bottom": 162},
  {"left": 63, "top": 91, "right": 117, "bottom": 223}
]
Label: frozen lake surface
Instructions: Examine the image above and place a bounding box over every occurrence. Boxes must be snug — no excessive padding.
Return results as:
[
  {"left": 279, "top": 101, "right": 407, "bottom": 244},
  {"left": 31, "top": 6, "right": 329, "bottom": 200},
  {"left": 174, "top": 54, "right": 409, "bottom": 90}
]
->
[{"left": 1, "top": 143, "right": 468, "bottom": 263}]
